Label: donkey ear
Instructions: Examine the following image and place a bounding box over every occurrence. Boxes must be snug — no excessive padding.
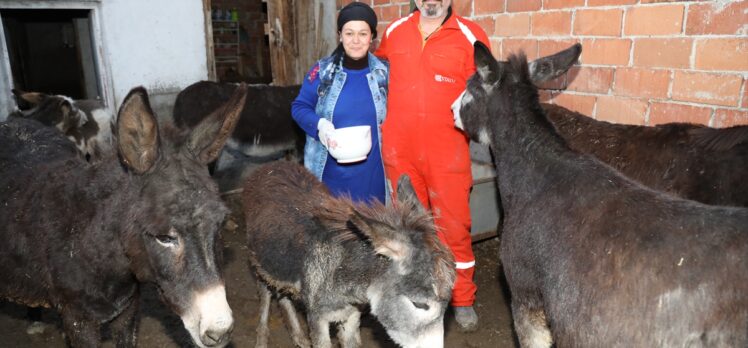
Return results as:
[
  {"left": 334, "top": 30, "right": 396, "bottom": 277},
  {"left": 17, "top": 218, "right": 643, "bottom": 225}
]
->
[
  {"left": 396, "top": 174, "right": 425, "bottom": 213},
  {"left": 474, "top": 41, "right": 500, "bottom": 86},
  {"left": 349, "top": 212, "right": 411, "bottom": 262},
  {"left": 529, "top": 43, "right": 581, "bottom": 84},
  {"left": 187, "top": 83, "right": 247, "bottom": 164},
  {"left": 116, "top": 87, "right": 160, "bottom": 175},
  {"left": 12, "top": 89, "right": 46, "bottom": 110}
]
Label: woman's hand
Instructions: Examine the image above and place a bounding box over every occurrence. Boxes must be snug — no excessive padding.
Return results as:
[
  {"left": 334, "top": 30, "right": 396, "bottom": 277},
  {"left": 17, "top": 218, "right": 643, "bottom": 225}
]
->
[{"left": 317, "top": 118, "right": 338, "bottom": 149}]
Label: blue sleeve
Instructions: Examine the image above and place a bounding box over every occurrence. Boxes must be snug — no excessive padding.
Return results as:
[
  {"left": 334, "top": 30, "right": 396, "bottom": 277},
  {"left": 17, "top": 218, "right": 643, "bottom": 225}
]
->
[{"left": 291, "top": 64, "right": 323, "bottom": 140}]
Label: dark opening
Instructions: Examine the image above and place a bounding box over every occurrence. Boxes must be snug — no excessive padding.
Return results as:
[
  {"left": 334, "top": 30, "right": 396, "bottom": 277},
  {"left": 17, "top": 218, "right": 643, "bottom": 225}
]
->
[{"left": 1, "top": 9, "right": 100, "bottom": 100}]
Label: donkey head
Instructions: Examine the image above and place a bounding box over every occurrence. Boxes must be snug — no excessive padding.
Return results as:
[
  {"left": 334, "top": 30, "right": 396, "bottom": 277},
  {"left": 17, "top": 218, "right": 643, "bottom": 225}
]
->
[
  {"left": 114, "top": 84, "right": 247, "bottom": 348},
  {"left": 345, "top": 176, "right": 455, "bottom": 348},
  {"left": 452, "top": 42, "right": 581, "bottom": 144},
  {"left": 11, "top": 89, "right": 87, "bottom": 134}
]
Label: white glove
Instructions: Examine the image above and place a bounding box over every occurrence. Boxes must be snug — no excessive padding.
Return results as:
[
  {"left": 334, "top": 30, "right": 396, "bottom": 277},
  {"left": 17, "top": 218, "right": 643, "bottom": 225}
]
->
[{"left": 317, "top": 118, "right": 337, "bottom": 149}]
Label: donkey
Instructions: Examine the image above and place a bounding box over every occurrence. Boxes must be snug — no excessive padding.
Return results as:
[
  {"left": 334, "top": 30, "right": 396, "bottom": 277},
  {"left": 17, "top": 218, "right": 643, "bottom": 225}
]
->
[
  {"left": 452, "top": 42, "right": 748, "bottom": 347},
  {"left": 243, "top": 161, "right": 455, "bottom": 348},
  {"left": 0, "top": 84, "right": 249, "bottom": 347},
  {"left": 9, "top": 89, "right": 112, "bottom": 161},
  {"left": 173, "top": 81, "right": 304, "bottom": 166},
  {"left": 543, "top": 103, "right": 748, "bottom": 207}
]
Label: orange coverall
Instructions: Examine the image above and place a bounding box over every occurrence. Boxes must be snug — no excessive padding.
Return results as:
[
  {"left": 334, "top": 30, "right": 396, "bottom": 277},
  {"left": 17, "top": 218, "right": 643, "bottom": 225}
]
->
[{"left": 375, "top": 10, "right": 489, "bottom": 306}]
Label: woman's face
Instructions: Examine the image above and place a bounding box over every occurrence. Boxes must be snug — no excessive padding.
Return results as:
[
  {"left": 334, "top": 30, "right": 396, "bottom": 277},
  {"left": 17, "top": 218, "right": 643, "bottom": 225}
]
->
[{"left": 340, "top": 20, "right": 372, "bottom": 60}]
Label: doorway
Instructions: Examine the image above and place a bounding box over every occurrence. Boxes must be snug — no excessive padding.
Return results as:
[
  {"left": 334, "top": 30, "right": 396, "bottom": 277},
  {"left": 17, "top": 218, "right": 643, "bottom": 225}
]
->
[{"left": 1, "top": 9, "right": 100, "bottom": 100}]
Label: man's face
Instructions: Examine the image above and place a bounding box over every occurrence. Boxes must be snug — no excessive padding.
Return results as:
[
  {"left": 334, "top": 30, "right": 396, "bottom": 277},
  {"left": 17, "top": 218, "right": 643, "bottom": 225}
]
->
[{"left": 418, "top": 0, "right": 451, "bottom": 19}]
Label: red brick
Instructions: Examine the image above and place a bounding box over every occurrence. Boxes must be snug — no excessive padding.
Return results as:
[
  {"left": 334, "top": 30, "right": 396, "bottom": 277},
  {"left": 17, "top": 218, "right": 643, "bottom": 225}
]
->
[
  {"left": 550, "top": 93, "right": 597, "bottom": 116},
  {"left": 581, "top": 39, "right": 631, "bottom": 66},
  {"left": 649, "top": 102, "right": 712, "bottom": 126},
  {"left": 475, "top": 0, "right": 505, "bottom": 15},
  {"left": 633, "top": 38, "right": 692, "bottom": 69},
  {"left": 532, "top": 11, "right": 572, "bottom": 36},
  {"left": 596, "top": 96, "right": 648, "bottom": 125},
  {"left": 507, "top": 0, "right": 541, "bottom": 12},
  {"left": 574, "top": 9, "right": 623, "bottom": 37},
  {"left": 624, "top": 5, "right": 685, "bottom": 36},
  {"left": 472, "top": 16, "right": 495, "bottom": 37},
  {"left": 687, "top": 1, "right": 748, "bottom": 35},
  {"left": 489, "top": 38, "right": 502, "bottom": 59},
  {"left": 495, "top": 13, "right": 531, "bottom": 37},
  {"left": 453, "top": 0, "right": 472, "bottom": 16},
  {"left": 614, "top": 68, "right": 670, "bottom": 99},
  {"left": 399, "top": 4, "right": 410, "bottom": 16},
  {"left": 376, "top": 5, "right": 401, "bottom": 22},
  {"left": 694, "top": 39, "right": 748, "bottom": 72},
  {"left": 373, "top": 0, "right": 391, "bottom": 5},
  {"left": 502, "top": 39, "right": 539, "bottom": 60},
  {"left": 672, "top": 71, "right": 743, "bottom": 107},
  {"left": 544, "top": 0, "right": 585, "bottom": 10},
  {"left": 567, "top": 66, "right": 615, "bottom": 94},
  {"left": 713, "top": 108, "right": 748, "bottom": 127},
  {"left": 588, "top": 0, "right": 636, "bottom": 6},
  {"left": 743, "top": 81, "right": 748, "bottom": 108}
]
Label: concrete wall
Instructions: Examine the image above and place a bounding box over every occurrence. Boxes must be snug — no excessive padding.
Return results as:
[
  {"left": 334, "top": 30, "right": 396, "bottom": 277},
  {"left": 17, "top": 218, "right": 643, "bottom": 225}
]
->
[{"left": 0, "top": 0, "right": 209, "bottom": 119}]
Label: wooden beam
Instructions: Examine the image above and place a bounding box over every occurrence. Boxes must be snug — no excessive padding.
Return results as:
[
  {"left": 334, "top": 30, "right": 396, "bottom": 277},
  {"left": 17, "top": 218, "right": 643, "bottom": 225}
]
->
[{"left": 202, "top": 0, "right": 216, "bottom": 81}]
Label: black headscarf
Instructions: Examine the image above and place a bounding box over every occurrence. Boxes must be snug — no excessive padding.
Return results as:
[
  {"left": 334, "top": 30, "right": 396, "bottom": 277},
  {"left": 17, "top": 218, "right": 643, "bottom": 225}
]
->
[{"left": 337, "top": 2, "right": 378, "bottom": 39}]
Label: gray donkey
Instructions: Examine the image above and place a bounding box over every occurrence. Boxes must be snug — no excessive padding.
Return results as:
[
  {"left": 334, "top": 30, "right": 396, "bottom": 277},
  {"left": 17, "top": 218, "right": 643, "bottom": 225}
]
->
[{"left": 243, "top": 161, "right": 455, "bottom": 348}]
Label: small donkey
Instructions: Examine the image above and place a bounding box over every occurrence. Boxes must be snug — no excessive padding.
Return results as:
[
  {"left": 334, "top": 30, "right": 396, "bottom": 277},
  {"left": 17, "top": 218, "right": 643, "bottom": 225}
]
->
[
  {"left": 453, "top": 42, "right": 747, "bottom": 347},
  {"left": 243, "top": 161, "right": 455, "bottom": 348},
  {"left": 9, "top": 89, "right": 111, "bottom": 161}
]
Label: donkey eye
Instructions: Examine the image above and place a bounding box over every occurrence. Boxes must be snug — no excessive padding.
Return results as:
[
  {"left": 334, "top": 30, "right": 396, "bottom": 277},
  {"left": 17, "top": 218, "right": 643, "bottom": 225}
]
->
[
  {"left": 411, "top": 301, "right": 430, "bottom": 310},
  {"left": 155, "top": 234, "right": 177, "bottom": 246}
]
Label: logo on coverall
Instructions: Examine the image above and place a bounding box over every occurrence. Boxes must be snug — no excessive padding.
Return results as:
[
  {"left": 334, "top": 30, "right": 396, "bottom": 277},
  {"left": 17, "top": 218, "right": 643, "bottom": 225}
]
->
[{"left": 434, "top": 74, "right": 456, "bottom": 84}]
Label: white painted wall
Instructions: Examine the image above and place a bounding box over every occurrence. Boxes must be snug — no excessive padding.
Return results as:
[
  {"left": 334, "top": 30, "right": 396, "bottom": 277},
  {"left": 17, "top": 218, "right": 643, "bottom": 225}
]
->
[
  {"left": 100, "top": 0, "right": 207, "bottom": 112},
  {"left": 0, "top": 0, "right": 209, "bottom": 119}
]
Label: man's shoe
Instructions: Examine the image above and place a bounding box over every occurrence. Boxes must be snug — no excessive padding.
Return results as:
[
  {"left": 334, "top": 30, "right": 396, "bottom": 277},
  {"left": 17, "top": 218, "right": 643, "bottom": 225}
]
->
[{"left": 454, "top": 306, "right": 478, "bottom": 332}]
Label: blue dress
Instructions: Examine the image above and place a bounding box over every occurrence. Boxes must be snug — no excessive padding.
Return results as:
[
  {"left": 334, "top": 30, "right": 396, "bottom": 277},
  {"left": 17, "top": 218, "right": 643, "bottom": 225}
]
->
[{"left": 321, "top": 66, "right": 384, "bottom": 204}]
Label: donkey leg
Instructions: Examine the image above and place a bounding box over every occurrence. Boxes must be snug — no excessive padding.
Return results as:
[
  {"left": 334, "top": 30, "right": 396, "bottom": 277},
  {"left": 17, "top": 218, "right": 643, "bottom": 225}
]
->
[
  {"left": 307, "top": 313, "right": 333, "bottom": 348},
  {"left": 512, "top": 301, "right": 553, "bottom": 348},
  {"left": 278, "top": 297, "right": 311, "bottom": 348},
  {"left": 110, "top": 292, "right": 139, "bottom": 348},
  {"left": 255, "top": 283, "right": 272, "bottom": 348},
  {"left": 335, "top": 308, "right": 361, "bottom": 348},
  {"left": 61, "top": 312, "right": 101, "bottom": 348}
]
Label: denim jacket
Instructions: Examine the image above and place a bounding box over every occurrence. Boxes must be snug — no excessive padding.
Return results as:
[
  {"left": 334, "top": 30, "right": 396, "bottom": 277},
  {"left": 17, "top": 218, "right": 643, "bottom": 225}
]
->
[{"left": 303, "top": 52, "right": 389, "bottom": 189}]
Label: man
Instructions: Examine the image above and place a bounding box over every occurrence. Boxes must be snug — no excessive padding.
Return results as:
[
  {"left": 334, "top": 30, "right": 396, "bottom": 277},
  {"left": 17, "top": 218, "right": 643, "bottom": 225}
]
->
[{"left": 375, "top": 0, "right": 490, "bottom": 332}]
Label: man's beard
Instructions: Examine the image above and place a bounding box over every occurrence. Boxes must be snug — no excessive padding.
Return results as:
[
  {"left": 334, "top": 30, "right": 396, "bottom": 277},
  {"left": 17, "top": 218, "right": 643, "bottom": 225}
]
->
[{"left": 421, "top": 3, "right": 444, "bottom": 18}]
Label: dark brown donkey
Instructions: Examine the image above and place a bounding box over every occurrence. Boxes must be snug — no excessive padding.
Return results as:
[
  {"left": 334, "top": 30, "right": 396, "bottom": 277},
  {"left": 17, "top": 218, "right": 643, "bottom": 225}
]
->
[
  {"left": 453, "top": 43, "right": 747, "bottom": 347},
  {"left": 0, "top": 84, "right": 248, "bottom": 347},
  {"left": 544, "top": 103, "right": 748, "bottom": 206}
]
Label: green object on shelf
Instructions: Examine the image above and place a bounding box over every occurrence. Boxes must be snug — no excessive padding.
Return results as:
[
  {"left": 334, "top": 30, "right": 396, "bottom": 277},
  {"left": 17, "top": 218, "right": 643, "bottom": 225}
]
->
[{"left": 231, "top": 9, "right": 238, "bottom": 22}]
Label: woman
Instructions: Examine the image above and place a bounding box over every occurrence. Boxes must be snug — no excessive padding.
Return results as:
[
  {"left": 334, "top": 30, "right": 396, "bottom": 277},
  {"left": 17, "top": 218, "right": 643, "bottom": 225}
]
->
[{"left": 291, "top": 2, "right": 389, "bottom": 204}]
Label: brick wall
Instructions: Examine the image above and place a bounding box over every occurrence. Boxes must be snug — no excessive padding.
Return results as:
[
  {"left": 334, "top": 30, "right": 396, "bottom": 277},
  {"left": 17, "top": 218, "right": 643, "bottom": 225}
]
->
[{"left": 356, "top": 0, "right": 748, "bottom": 127}]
